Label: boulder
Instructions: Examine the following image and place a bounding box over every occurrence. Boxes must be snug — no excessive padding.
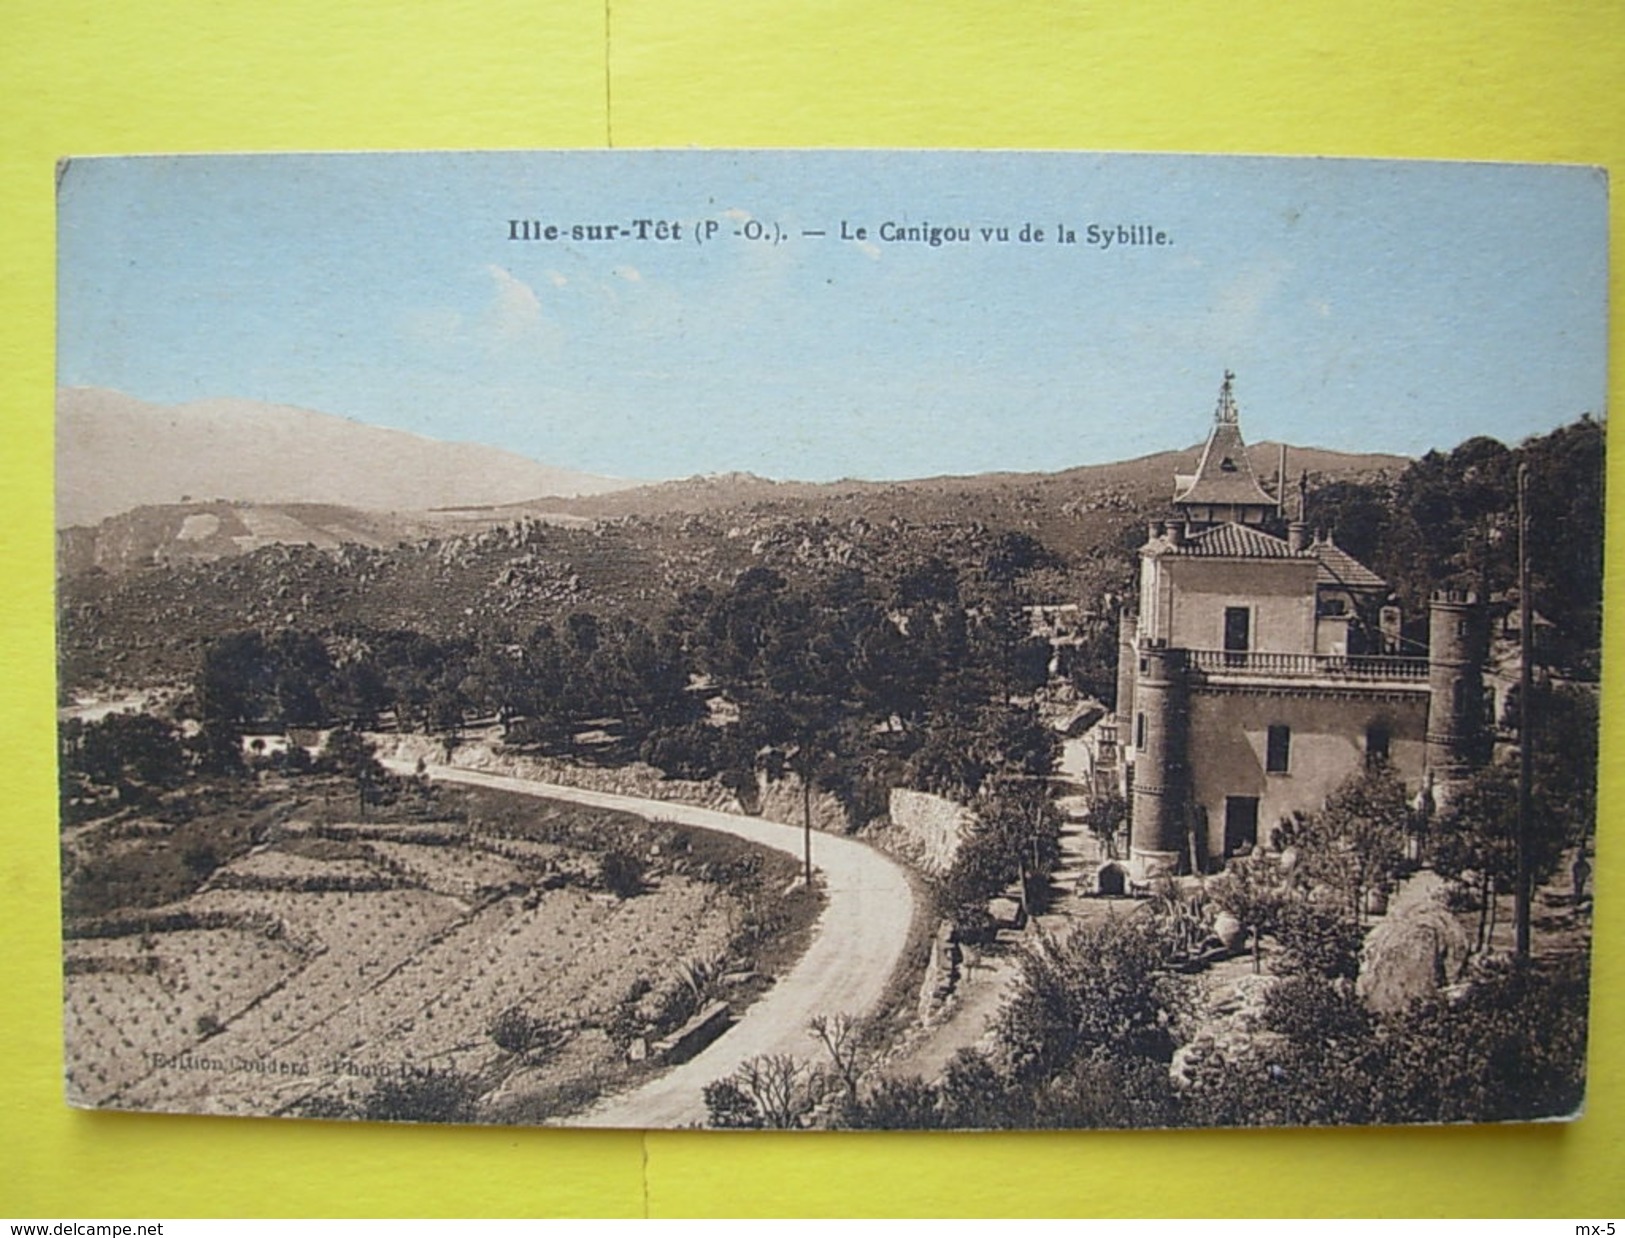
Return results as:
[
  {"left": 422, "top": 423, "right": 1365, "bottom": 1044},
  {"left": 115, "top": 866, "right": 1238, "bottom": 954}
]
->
[
  {"left": 1356, "top": 874, "right": 1472, "bottom": 1015},
  {"left": 987, "top": 897, "right": 1025, "bottom": 929},
  {"left": 1212, "top": 911, "right": 1247, "bottom": 953}
]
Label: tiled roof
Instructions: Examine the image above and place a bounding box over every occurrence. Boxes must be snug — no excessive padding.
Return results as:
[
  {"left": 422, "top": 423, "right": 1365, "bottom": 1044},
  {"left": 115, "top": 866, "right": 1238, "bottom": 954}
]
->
[
  {"left": 1173, "top": 420, "right": 1281, "bottom": 508},
  {"left": 1312, "top": 538, "right": 1388, "bottom": 590},
  {"left": 1170, "top": 521, "right": 1307, "bottom": 559}
]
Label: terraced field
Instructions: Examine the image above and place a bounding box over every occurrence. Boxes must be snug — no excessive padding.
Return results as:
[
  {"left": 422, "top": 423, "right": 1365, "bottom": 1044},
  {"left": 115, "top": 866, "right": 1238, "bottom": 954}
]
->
[{"left": 62, "top": 798, "right": 785, "bottom": 1124}]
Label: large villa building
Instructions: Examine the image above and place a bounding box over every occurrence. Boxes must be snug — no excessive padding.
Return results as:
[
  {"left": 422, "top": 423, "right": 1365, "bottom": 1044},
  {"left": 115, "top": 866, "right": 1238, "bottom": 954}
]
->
[{"left": 1114, "top": 375, "right": 1486, "bottom": 882}]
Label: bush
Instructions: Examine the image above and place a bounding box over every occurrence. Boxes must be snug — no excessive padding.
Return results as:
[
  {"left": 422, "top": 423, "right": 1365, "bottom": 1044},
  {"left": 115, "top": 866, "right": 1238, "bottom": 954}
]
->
[
  {"left": 939, "top": 1049, "right": 1017, "bottom": 1130},
  {"left": 1379, "top": 956, "right": 1589, "bottom": 1123},
  {"left": 599, "top": 846, "right": 647, "bottom": 899},
  {"left": 1276, "top": 900, "right": 1364, "bottom": 981},
  {"left": 998, "top": 915, "right": 1182, "bottom": 1084},
  {"left": 837, "top": 1076, "right": 945, "bottom": 1130},
  {"left": 701, "top": 1078, "right": 762, "bottom": 1129},
  {"left": 488, "top": 1007, "right": 565, "bottom": 1059},
  {"left": 1262, "top": 975, "right": 1371, "bottom": 1046},
  {"left": 361, "top": 1071, "right": 483, "bottom": 1124}
]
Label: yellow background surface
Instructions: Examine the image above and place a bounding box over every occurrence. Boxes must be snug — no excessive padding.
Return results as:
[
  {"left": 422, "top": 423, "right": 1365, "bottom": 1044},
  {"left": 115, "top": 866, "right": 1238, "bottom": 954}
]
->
[{"left": 2, "top": 0, "right": 1620, "bottom": 1217}]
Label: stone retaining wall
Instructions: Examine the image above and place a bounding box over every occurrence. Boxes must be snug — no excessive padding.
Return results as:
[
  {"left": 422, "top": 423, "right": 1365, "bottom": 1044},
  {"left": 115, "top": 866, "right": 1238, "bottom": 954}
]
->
[
  {"left": 884, "top": 788, "right": 975, "bottom": 876},
  {"left": 381, "top": 734, "right": 851, "bottom": 835}
]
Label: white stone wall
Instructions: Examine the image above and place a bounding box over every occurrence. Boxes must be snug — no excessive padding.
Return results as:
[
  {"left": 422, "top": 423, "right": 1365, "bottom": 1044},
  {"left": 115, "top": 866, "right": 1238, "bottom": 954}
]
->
[{"left": 886, "top": 788, "right": 976, "bottom": 876}]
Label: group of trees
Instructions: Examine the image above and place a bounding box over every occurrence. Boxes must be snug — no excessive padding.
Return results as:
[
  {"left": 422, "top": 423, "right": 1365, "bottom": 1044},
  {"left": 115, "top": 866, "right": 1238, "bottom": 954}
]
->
[
  {"left": 60, "top": 698, "right": 409, "bottom": 824},
  {"left": 938, "top": 778, "right": 1063, "bottom": 932},
  {"left": 190, "top": 619, "right": 699, "bottom": 745},
  {"left": 1307, "top": 417, "right": 1604, "bottom": 670},
  {"left": 152, "top": 547, "right": 1058, "bottom": 834}
]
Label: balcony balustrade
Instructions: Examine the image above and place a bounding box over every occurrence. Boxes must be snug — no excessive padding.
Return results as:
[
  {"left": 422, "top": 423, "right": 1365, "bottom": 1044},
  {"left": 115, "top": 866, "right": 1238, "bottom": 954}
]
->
[{"left": 1187, "top": 648, "right": 1428, "bottom": 682}]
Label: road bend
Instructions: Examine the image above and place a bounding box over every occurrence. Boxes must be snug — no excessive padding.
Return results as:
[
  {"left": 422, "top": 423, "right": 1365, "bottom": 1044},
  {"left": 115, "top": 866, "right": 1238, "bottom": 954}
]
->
[{"left": 382, "top": 760, "right": 917, "bottom": 1128}]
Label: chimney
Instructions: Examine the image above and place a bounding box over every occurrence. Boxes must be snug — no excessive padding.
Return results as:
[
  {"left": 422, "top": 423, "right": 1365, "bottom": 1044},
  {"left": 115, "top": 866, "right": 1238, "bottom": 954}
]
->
[{"left": 1288, "top": 520, "right": 1308, "bottom": 553}]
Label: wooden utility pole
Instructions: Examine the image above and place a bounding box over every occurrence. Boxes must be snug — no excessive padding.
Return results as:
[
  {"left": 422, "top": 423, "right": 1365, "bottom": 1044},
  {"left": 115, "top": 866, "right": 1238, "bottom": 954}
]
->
[
  {"left": 803, "top": 772, "right": 813, "bottom": 886},
  {"left": 1515, "top": 462, "right": 1533, "bottom": 957}
]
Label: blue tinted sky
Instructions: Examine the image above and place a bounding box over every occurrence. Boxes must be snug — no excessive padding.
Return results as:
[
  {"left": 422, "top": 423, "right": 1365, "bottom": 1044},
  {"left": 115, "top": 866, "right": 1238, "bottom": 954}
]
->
[{"left": 57, "top": 151, "right": 1607, "bottom": 482}]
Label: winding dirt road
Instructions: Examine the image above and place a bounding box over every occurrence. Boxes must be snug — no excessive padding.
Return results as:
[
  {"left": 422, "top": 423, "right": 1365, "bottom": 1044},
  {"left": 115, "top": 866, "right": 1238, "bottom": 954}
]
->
[{"left": 383, "top": 760, "right": 917, "bottom": 1128}]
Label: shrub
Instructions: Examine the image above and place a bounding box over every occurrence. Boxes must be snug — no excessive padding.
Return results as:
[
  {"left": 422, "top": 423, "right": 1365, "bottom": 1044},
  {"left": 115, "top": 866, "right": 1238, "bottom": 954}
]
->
[
  {"left": 361, "top": 1071, "right": 483, "bottom": 1124},
  {"left": 701, "top": 1078, "right": 762, "bottom": 1129},
  {"left": 998, "top": 915, "right": 1183, "bottom": 1085},
  {"left": 1262, "top": 975, "right": 1372, "bottom": 1046},
  {"left": 488, "top": 1007, "right": 565, "bottom": 1060},
  {"left": 837, "top": 1076, "right": 945, "bottom": 1130},
  {"left": 1276, "top": 900, "right": 1364, "bottom": 981},
  {"left": 599, "top": 846, "right": 647, "bottom": 899},
  {"left": 1379, "top": 956, "right": 1589, "bottom": 1123}
]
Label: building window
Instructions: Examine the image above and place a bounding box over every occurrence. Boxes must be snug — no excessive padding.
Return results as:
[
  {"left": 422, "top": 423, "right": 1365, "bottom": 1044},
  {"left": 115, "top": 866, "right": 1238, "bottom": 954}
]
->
[
  {"left": 1223, "top": 606, "right": 1250, "bottom": 666},
  {"left": 1366, "top": 723, "right": 1391, "bottom": 765},
  {"left": 1266, "top": 724, "right": 1291, "bottom": 774},
  {"left": 1135, "top": 712, "right": 1146, "bottom": 750}
]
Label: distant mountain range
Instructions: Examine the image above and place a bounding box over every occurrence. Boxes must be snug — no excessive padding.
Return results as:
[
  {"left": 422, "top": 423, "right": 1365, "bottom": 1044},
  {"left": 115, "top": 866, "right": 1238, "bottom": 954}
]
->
[
  {"left": 56, "top": 388, "right": 637, "bottom": 529},
  {"left": 56, "top": 386, "right": 1412, "bottom": 579}
]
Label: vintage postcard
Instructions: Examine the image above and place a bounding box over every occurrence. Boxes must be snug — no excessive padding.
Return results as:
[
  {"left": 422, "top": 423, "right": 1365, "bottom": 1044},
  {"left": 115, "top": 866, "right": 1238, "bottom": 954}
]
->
[{"left": 56, "top": 151, "right": 1606, "bottom": 1129}]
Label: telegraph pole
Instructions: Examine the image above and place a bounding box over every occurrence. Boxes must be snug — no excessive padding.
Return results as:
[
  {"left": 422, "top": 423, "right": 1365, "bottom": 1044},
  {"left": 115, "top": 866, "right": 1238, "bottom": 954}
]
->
[{"left": 1515, "top": 462, "right": 1533, "bottom": 957}]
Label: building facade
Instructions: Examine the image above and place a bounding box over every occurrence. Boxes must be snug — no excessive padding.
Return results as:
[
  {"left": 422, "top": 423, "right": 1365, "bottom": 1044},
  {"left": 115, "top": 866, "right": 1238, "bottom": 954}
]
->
[{"left": 1115, "top": 375, "right": 1485, "bottom": 881}]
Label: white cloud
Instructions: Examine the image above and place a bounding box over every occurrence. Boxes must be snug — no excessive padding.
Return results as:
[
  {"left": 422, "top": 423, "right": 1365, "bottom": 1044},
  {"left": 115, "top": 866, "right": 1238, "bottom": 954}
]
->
[
  {"left": 614, "top": 265, "right": 642, "bottom": 283},
  {"left": 547, "top": 270, "right": 568, "bottom": 288},
  {"left": 1211, "top": 260, "right": 1289, "bottom": 330},
  {"left": 484, "top": 264, "right": 544, "bottom": 339}
]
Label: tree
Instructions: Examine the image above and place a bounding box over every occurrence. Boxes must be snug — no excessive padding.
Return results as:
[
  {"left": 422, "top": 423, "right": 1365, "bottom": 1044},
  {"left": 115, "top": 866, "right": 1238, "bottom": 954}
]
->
[
  {"left": 997, "top": 915, "right": 1181, "bottom": 1085},
  {"left": 1206, "top": 852, "right": 1289, "bottom": 973},
  {"left": 1430, "top": 764, "right": 1521, "bottom": 951},
  {"left": 703, "top": 1054, "right": 824, "bottom": 1129},
  {"left": 808, "top": 1013, "right": 868, "bottom": 1107},
  {"left": 318, "top": 725, "right": 389, "bottom": 816},
  {"left": 939, "top": 778, "right": 1061, "bottom": 930},
  {"left": 1289, "top": 763, "right": 1409, "bottom": 923},
  {"left": 1506, "top": 680, "right": 1599, "bottom": 854},
  {"left": 196, "top": 630, "right": 277, "bottom": 729},
  {"left": 1082, "top": 790, "right": 1127, "bottom": 861},
  {"left": 60, "top": 712, "right": 187, "bottom": 808}
]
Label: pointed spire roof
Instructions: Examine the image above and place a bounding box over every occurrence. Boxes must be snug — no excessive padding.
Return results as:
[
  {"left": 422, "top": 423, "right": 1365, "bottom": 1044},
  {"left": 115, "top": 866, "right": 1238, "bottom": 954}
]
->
[{"left": 1173, "top": 372, "right": 1281, "bottom": 509}]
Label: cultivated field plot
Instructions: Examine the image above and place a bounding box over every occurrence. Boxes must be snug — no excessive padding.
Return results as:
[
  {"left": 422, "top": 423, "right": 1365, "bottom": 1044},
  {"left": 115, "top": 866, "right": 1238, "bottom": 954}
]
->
[{"left": 63, "top": 809, "right": 749, "bottom": 1123}]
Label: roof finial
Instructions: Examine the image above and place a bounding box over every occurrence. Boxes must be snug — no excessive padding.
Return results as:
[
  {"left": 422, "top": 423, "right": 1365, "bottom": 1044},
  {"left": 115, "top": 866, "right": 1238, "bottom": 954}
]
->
[{"left": 1215, "top": 370, "right": 1238, "bottom": 424}]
